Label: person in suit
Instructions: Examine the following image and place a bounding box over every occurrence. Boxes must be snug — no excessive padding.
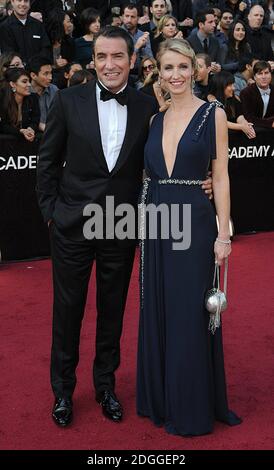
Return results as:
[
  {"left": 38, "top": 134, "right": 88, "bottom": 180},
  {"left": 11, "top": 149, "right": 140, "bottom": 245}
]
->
[
  {"left": 187, "top": 9, "right": 224, "bottom": 73},
  {"left": 0, "top": 0, "right": 51, "bottom": 66},
  {"left": 246, "top": 4, "right": 274, "bottom": 62},
  {"left": 37, "top": 26, "right": 213, "bottom": 428},
  {"left": 240, "top": 60, "right": 274, "bottom": 129}
]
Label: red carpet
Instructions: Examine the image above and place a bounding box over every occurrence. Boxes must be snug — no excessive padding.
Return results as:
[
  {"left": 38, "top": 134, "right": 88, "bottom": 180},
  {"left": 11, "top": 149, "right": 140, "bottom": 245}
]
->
[{"left": 1, "top": 232, "right": 274, "bottom": 450}]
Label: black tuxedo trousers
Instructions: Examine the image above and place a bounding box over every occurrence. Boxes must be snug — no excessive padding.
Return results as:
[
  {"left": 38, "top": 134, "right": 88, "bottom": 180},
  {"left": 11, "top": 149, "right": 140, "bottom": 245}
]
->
[{"left": 50, "top": 223, "right": 136, "bottom": 398}]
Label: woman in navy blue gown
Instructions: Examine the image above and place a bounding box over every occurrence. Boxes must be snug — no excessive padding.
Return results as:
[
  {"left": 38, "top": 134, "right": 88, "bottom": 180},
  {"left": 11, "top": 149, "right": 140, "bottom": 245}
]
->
[{"left": 137, "top": 38, "right": 242, "bottom": 436}]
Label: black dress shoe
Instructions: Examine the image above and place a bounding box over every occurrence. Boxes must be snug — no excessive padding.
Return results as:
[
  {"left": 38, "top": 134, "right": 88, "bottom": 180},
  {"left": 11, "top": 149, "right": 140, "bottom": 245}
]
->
[
  {"left": 52, "top": 397, "right": 73, "bottom": 427},
  {"left": 96, "top": 390, "right": 123, "bottom": 422}
]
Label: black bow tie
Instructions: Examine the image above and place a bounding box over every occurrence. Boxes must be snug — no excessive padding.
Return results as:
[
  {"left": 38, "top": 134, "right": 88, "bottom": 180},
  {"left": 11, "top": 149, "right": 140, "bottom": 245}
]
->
[{"left": 98, "top": 81, "right": 128, "bottom": 106}]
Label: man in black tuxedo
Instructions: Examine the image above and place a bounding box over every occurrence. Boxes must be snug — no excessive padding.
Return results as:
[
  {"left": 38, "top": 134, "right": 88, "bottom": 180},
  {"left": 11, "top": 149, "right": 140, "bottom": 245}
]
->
[{"left": 37, "top": 26, "right": 212, "bottom": 427}]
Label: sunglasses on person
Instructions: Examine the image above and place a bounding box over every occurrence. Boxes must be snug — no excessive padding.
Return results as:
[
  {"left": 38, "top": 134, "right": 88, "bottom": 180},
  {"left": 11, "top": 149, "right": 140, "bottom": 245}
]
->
[{"left": 142, "top": 64, "right": 154, "bottom": 71}]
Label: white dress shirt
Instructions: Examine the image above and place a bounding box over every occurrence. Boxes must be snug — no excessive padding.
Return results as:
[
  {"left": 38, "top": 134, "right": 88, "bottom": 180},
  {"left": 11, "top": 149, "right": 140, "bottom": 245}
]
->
[
  {"left": 257, "top": 86, "right": 271, "bottom": 117},
  {"left": 96, "top": 82, "right": 127, "bottom": 172}
]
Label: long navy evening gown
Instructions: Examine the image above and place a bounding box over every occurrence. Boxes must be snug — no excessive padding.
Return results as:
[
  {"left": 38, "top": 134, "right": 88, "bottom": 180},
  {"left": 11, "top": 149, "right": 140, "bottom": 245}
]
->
[{"left": 137, "top": 102, "right": 241, "bottom": 436}]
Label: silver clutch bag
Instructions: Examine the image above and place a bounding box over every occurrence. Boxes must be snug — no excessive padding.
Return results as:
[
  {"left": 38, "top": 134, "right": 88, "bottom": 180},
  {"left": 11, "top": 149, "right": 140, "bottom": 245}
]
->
[{"left": 205, "top": 258, "right": 228, "bottom": 334}]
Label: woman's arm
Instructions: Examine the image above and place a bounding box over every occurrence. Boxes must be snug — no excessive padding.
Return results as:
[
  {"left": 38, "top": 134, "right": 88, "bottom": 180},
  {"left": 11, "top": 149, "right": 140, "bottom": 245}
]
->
[
  {"left": 212, "top": 107, "right": 231, "bottom": 265},
  {"left": 227, "top": 117, "right": 256, "bottom": 139}
]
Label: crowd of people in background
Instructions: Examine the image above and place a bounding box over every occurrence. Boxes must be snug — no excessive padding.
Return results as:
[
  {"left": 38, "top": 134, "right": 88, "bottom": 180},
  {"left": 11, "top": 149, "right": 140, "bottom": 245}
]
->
[{"left": 0, "top": 0, "right": 273, "bottom": 139}]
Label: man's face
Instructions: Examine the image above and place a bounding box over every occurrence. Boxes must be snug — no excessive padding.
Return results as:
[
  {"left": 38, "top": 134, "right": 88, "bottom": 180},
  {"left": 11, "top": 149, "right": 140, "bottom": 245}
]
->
[
  {"left": 11, "top": 0, "right": 30, "bottom": 18},
  {"left": 248, "top": 6, "right": 264, "bottom": 29},
  {"left": 31, "top": 65, "right": 52, "bottom": 89},
  {"left": 220, "top": 12, "right": 234, "bottom": 30},
  {"left": 150, "top": 0, "right": 167, "bottom": 20},
  {"left": 255, "top": 67, "right": 272, "bottom": 89},
  {"left": 213, "top": 8, "right": 221, "bottom": 27},
  {"left": 196, "top": 57, "right": 210, "bottom": 82},
  {"left": 200, "top": 14, "right": 216, "bottom": 35},
  {"left": 122, "top": 7, "right": 138, "bottom": 32},
  {"left": 94, "top": 36, "right": 134, "bottom": 93},
  {"left": 111, "top": 16, "right": 122, "bottom": 27}
]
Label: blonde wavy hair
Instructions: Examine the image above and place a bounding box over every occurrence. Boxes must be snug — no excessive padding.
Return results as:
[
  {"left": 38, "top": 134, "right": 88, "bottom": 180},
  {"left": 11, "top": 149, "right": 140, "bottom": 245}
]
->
[
  {"left": 156, "top": 38, "right": 198, "bottom": 80},
  {"left": 155, "top": 14, "right": 178, "bottom": 38}
]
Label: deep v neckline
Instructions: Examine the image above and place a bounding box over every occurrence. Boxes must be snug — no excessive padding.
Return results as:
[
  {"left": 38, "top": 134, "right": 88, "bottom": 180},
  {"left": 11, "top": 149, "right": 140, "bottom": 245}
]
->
[{"left": 161, "top": 103, "right": 207, "bottom": 178}]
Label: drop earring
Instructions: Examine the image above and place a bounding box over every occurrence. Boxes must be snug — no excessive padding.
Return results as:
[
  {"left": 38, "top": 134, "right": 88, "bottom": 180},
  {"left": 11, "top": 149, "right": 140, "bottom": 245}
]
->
[{"left": 157, "top": 77, "right": 162, "bottom": 97}]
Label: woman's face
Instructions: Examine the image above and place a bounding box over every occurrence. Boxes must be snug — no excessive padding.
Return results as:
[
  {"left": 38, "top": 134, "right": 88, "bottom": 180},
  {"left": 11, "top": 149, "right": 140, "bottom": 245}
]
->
[
  {"left": 9, "top": 55, "right": 24, "bottom": 68},
  {"left": 11, "top": 75, "right": 31, "bottom": 97},
  {"left": 142, "top": 59, "right": 155, "bottom": 78},
  {"left": 160, "top": 51, "right": 193, "bottom": 96},
  {"left": 162, "top": 20, "right": 177, "bottom": 38},
  {"left": 89, "top": 17, "right": 100, "bottom": 35},
  {"left": 233, "top": 23, "right": 245, "bottom": 42},
  {"left": 224, "top": 82, "right": 235, "bottom": 98},
  {"left": 63, "top": 14, "right": 73, "bottom": 35}
]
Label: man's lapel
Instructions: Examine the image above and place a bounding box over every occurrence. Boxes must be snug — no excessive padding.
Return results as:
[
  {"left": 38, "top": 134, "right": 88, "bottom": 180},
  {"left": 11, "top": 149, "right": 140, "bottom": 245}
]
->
[
  {"left": 254, "top": 85, "right": 264, "bottom": 117},
  {"left": 76, "top": 80, "right": 109, "bottom": 173},
  {"left": 267, "top": 85, "right": 274, "bottom": 115}
]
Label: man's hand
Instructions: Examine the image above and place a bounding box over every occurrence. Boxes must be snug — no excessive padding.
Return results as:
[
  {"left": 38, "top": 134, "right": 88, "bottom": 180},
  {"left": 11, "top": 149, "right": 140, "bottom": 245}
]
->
[
  {"left": 20, "top": 127, "right": 35, "bottom": 142},
  {"left": 30, "top": 11, "right": 43, "bottom": 22},
  {"left": 174, "top": 30, "right": 183, "bottom": 39},
  {"left": 86, "top": 60, "right": 95, "bottom": 69},
  {"left": 202, "top": 172, "right": 213, "bottom": 199},
  {"left": 180, "top": 18, "right": 193, "bottom": 27},
  {"left": 211, "top": 62, "right": 221, "bottom": 73},
  {"left": 138, "top": 14, "right": 150, "bottom": 25},
  {"left": 135, "top": 32, "right": 149, "bottom": 51},
  {"left": 268, "top": 60, "right": 274, "bottom": 71},
  {"left": 47, "top": 219, "right": 52, "bottom": 228},
  {"left": 239, "top": 1, "right": 247, "bottom": 12}
]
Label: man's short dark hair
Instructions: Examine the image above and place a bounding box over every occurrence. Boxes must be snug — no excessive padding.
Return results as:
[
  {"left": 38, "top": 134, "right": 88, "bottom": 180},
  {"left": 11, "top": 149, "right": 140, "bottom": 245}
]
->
[
  {"left": 196, "top": 9, "right": 215, "bottom": 27},
  {"left": 151, "top": 0, "right": 167, "bottom": 5},
  {"left": 238, "top": 54, "right": 254, "bottom": 73},
  {"left": 27, "top": 56, "right": 52, "bottom": 75},
  {"left": 122, "top": 3, "right": 141, "bottom": 16},
  {"left": 253, "top": 60, "right": 271, "bottom": 75},
  {"left": 69, "top": 69, "right": 94, "bottom": 87},
  {"left": 93, "top": 26, "right": 134, "bottom": 58},
  {"left": 196, "top": 53, "right": 211, "bottom": 67},
  {"left": 220, "top": 8, "right": 234, "bottom": 19}
]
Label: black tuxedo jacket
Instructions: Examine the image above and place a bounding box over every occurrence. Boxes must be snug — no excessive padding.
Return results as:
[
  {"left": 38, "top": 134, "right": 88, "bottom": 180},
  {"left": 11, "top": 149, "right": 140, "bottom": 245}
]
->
[
  {"left": 37, "top": 79, "right": 157, "bottom": 240},
  {"left": 240, "top": 83, "right": 274, "bottom": 129}
]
